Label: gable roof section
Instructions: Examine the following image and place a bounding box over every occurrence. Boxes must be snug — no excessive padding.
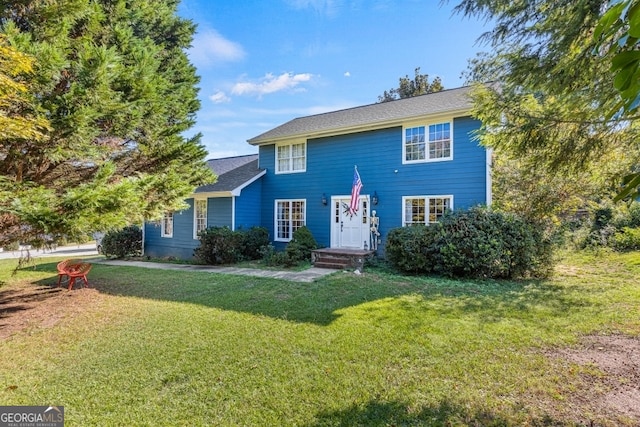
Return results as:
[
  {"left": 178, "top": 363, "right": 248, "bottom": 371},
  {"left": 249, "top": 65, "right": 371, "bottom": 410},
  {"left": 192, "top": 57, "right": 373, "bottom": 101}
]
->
[
  {"left": 247, "top": 85, "right": 474, "bottom": 145},
  {"left": 195, "top": 154, "right": 265, "bottom": 196},
  {"left": 205, "top": 154, "right": 258, "bottom": 176}
]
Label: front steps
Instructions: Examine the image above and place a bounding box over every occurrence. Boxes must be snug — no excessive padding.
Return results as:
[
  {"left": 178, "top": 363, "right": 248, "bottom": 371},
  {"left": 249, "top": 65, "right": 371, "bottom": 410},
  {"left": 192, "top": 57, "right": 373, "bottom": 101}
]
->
[{"left": 311, "top": 248, "right": 375, "bottom": 271}]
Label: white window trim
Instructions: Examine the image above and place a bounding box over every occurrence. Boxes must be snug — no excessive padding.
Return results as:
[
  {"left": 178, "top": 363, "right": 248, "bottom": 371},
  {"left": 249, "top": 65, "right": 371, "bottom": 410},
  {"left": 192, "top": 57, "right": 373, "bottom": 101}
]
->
[
  {"left": 402, "top": 195, "right": 454, "bottom": 226},
  {"left": 193, "top": 198, "right": 208, "bottom": 240},
  {"left": 402, "top": 121, "right": 454, "bottom": 164},
  {"left": 275, "top": 141, "right": 307, "bottom": 174},
  {"left": 274, "top": 199, "right": 306, "bottom": 242},
  {"left": 161, "top": 212, "right": 174, "bottom": 238}
]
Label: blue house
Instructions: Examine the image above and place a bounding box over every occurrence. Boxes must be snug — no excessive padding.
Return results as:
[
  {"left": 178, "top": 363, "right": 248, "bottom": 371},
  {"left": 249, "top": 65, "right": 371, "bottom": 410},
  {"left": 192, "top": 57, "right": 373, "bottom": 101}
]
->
[
  {"left": 247, "top": 85, "right": 491, "bottom": 256},
  {"left": 144, "top": 85, "right": 491, "bottom": 259},
  {"left": 143, "top": 154, "right": 265, "bottom": 259}
]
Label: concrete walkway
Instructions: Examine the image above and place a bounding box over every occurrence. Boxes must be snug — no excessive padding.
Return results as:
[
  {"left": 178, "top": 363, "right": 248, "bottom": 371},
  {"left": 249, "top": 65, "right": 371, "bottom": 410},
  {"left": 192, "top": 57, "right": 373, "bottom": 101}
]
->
[
  {"left": 94, "top": 259, "right": 338, "bottom": 283},
  {"left": 0, "top": 243, "right": 339, "bottom": 282}
]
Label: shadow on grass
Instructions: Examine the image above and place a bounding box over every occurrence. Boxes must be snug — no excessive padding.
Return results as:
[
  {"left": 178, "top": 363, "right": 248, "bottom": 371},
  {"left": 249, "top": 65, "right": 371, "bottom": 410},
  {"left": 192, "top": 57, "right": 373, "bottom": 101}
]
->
[
  {"left": 306, "top": 399, "right": 569, "bottom": 426},
  {"left": 0, "top": 286, "right": 64, "bottom": 319},
  {"left": 29, "top": 260, "right": 599, "bottom": 327}
]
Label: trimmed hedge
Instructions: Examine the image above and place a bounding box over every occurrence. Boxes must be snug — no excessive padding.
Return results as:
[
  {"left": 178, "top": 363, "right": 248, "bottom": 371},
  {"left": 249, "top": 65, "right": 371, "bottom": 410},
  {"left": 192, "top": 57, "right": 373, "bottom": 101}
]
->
[
  {"left": 102, "top": 225, "right": 142, "bottom": 259},
  {"left": 194, "top": 226, "right": 269, "bottom": 265},
  {"left": 386, "top": 206, "right": 553, "bottom": 279}
]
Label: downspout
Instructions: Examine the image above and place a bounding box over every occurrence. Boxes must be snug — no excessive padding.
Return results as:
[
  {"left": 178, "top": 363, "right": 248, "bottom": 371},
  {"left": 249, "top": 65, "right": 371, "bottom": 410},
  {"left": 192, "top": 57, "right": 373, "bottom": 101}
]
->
[
  {"left": 232, "top": 196, "right": 236, "bottom": 231},
  {"left": 141, "top": 221, "right": 145, "bottom": 256}
]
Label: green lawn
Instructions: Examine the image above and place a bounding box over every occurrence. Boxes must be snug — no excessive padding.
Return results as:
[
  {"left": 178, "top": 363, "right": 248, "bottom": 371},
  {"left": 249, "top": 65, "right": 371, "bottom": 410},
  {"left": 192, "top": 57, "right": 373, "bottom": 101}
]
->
[{"left": 1, "top": 251, "right": 639, "bottom": 426}]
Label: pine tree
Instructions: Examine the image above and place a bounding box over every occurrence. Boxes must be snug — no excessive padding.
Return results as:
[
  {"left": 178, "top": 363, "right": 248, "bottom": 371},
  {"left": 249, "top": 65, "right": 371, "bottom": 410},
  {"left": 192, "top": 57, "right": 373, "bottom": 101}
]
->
[{"left": 0, "top": 0, "right": 215, "bottom": 247}]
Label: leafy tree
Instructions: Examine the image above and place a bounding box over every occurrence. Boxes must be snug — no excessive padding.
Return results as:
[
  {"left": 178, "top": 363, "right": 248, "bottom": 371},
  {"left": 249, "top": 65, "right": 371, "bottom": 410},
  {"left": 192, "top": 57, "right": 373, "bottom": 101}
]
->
[
  {"left": 453, "top": 0, "right": 640, "bottom": 202},
  {"left": 377, "top": 67, "right": 443, "bottom": 102},
  {"left": 594, "top": 0, "right": 640, "bottom": 200},
  {"left": 0, "top": 0, "right": 215, "bottom": 248},
  {"left": 595, "top": 0, "right": 640, "bottom": 116},
  {"left": 491, "top": 143, "right": 638, "bottom": 223}
]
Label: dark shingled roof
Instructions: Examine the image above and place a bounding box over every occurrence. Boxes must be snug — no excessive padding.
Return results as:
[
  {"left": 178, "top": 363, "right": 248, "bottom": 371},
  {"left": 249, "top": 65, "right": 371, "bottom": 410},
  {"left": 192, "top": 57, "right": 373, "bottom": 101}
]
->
[
  {"left": 195, "top": 154, "right": 264, "bottom": 194},
  {"left": 248, "top": 85, "right": 474, "bottom": 145}
]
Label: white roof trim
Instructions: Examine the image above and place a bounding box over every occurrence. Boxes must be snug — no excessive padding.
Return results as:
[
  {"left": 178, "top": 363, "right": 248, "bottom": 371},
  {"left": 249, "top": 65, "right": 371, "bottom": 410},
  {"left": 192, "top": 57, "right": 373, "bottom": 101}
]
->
[{"left": 230, "top": 169, "right": 266, "bottom": 196}]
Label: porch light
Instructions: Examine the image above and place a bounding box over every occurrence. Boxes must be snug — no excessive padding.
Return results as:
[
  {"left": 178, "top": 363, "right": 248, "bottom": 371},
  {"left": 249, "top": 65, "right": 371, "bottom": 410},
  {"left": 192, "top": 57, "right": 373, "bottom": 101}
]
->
[
  {"left": 321, "top": 193, "right": 328, "bottom": 205},
  {"left": 372, "top": 191, "right": 379, "bottom": 205}
]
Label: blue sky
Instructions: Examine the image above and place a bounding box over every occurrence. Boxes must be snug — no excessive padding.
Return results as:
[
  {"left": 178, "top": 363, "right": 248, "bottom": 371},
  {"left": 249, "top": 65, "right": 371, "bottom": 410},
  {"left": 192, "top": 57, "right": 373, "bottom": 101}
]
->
[{"left": 178, "top": 0, "right": 491, "bottom": 159}]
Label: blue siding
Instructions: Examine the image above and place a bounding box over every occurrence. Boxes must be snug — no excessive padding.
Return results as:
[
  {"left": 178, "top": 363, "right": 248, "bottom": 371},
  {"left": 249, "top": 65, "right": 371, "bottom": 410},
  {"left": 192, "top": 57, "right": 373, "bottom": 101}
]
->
[
  {"left": 208, "top": 198, "right": 233, "bottom": 228},
  {"left": 235, "top": 179, "right": 262, "bottom": 230},
  {"left": 259, "top": 116, "right": 487, "bottom": 255},
  {"left": 144, "top": 199, "right": 199, "bottom": 259},
  {"left": 144, "top": 182, "right": 263, "bottom": 260}
]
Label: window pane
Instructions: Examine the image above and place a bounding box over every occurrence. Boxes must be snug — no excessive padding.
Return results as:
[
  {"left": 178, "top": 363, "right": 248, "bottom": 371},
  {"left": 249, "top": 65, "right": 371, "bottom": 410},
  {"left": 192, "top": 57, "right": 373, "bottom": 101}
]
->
[
  {"left": 163, "top": 212, "right": 173, "bottom": 236},
  {"left": 276, "top": 200, "right": 306, "bottom": 240},
  {"left": 428, "top": 197, "right": 450, "bottom": 223},
  {"left": 404, "top": 198, "right": 426, "bottom": 226},
  {"left": 276, "top": 201, "right": 290, "bottom": 240},
  {"left": 195, "top": 199, "right": 207, "bottom": 235},
  {"left": 362, "top": 200, "right": 368, "bottom": 224},
  {"left": 291, "top": 201, "right": 305, "bottom": 231},
  {"left": 277, "top": 145, "right": 290, "bottom": 172},
  {"left": 428, "top": 123, "right": 451, "bottom": 159},
  {"left": 292, "top": 143, "right": 305, "bottom": 170},
  {"left": 405, "top": 126, "right": 426, "bottom": 161}
]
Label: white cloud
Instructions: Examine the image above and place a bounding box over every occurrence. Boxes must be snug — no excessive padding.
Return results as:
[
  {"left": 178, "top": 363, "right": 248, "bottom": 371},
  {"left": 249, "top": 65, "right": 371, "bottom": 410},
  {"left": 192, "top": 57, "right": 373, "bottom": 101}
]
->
[
  {"left": 209, "top": 91, "right": 231, "bottom": 104},
  {"left": 188, "top": 29, "right": 245, "bottom": 68},
  {"left": 344, "top": 71, "right": 351, "bottom": 77},
  {"left": 231, "top": 72, "right": 314, "bottom": 97}
]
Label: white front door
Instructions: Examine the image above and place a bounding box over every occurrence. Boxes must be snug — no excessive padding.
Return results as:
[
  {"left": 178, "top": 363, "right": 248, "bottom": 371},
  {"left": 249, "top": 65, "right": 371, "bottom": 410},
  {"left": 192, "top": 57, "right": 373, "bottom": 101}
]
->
[{"left": 330, "top": 196, "right": 369, "bottom": 249}]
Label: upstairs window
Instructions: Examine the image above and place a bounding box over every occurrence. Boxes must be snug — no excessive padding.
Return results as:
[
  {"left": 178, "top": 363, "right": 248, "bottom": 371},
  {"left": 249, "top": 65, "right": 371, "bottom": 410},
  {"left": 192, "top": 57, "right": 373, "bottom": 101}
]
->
[
  {"left": 276, "top": 142, "right": 306, "bottom": 173},
  {"left": 403, "top": 196, "right": 452, "bottom": 226},
  {"left": 161, "top": 212, "right": 174, "bottom": 237},
  {"left": 404, "top": 122, "right": 452, "bottom": 163}
]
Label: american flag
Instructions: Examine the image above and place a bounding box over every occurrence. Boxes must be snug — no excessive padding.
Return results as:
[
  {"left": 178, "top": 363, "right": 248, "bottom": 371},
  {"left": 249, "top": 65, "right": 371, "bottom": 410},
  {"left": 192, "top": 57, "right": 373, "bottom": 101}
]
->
[{"left": 350, "top": 167, "right": 363, "bottom": 215}]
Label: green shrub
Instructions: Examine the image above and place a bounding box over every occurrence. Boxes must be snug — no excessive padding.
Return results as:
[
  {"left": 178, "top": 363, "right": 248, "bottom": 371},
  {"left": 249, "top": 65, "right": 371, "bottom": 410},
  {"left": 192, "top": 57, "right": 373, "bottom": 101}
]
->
[
  {"left": 102, "top": 225, "right": 142, "bottom": 259},
  {"left": 629, "top": 203, "right": 640, "bottom": 228},
  {"left": 570, "top": 201, "right": 640, "bottom": 250},
  {"left": 612, "top": 227, "right": 640, "bottom": 251},
  {"left": 194, "top": 226, "right": 244, "bottom": 265},
  {"left": 386, "top": 225, "right": 439, "bottom": 273},
  {"left": 438, "top": 207, "right": 552, "bottom": 278},
  {"left": 285, "top": 226, "right": 317, "bottom": 262},
  {"left": 194, "top": 226, "right": 269, "bottom": 265},
  {"left": 386, "top": 206, "right": 554, "bottom": 279},
  {"left": 260, "top": 244, "right": 297, "bottom": 267},
  {"left": 258, "top": 227, "right": 317, "bottom": 268},
  {"left": 242, "top": 227, "right": 270, "bottom": 260}
]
